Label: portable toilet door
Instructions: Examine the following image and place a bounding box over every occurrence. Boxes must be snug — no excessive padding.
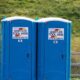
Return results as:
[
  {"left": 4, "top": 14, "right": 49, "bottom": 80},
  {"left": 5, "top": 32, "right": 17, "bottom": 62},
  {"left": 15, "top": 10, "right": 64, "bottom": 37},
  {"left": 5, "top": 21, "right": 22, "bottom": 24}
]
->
[
  {"left": 37, "top": 18, "right": 72, "bottom": 80},
  {"left": 1, "top": 16, "right": 36, "bottom": 80}
]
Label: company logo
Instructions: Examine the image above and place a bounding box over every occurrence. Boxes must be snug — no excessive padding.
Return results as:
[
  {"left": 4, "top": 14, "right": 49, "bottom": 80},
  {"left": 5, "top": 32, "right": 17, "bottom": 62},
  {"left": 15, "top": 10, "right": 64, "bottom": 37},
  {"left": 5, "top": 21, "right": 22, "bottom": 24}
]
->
[
  {"left": 48, "top": 28, "right": 64, "bottom": 40},
  {"left": 12, "top": 27, "right": 28, "bottom": 39}
]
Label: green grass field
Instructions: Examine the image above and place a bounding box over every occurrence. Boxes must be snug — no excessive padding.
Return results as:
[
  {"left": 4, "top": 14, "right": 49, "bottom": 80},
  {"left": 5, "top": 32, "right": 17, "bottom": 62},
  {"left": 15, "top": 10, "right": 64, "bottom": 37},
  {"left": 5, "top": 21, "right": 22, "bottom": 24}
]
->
[
  {"left": 72, "top": 37, "right": 80, "bottom": 52},
  {"left": 72, "top": 78, "right": 80, "bottom": 80}
]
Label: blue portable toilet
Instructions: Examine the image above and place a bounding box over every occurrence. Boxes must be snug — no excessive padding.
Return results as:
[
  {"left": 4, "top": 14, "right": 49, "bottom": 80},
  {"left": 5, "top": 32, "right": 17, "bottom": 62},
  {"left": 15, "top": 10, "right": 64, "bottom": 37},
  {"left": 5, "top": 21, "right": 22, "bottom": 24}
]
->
[
  {"left": 1, "top": 16, "right": 36, "bottom": 80},
  {"left": 37, "top": 17, "right": 72, "bottom": 80}
]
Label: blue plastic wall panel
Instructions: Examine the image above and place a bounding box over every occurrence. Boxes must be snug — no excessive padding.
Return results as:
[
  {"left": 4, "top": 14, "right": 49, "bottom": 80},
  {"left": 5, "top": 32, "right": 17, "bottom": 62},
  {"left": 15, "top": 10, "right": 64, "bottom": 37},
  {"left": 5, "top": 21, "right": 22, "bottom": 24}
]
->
[
  {"left": 37, "top": 21, "right": 71, "bottom": 80},
  {"left": 2, "top": 19, "right": 36, "bottom": 80}
]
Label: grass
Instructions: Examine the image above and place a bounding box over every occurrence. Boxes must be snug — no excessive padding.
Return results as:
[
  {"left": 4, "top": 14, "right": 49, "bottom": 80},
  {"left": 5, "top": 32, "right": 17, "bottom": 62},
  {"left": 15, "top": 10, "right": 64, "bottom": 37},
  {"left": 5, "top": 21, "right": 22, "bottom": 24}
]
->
[
  {"left": 72, "top": 78, "right": 80, "bottom": 80},
  {"left": 72, "top": 36, "right": 80, "bottom": 52},
  {"left": 71, "top": 36, "right": 80, "bottom": 63}
]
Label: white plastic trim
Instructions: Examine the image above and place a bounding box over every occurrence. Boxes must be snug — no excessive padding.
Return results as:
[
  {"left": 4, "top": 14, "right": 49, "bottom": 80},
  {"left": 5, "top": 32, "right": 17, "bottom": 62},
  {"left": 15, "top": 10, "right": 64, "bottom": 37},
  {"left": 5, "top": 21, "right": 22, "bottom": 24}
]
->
[
  {"left": 37, "top": 17, "right": 72, "bottom": 23},
  {"left": 1, "top": 16, "right": 35, "bottom": 22},
  {"left": 1, "top": 16, "right": 72, "bottom": 23}
]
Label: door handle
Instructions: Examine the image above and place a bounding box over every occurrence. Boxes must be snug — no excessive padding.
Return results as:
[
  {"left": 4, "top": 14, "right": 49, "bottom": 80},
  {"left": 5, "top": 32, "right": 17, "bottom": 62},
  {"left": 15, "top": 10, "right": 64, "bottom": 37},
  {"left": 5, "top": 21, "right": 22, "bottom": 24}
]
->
[
  {"left": 61, "top": 54, "right": 65, "bottom": 60},
  {"left": 26, "top": 53, "right": 30, "bottom": 58}
]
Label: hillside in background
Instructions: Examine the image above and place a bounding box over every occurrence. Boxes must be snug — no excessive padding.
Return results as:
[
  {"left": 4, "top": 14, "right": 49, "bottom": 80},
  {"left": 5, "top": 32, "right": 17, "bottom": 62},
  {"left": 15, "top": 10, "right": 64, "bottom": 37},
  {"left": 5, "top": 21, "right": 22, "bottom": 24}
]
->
[{"left": 0, "top": 0, "right": 80, "bottom": 36}]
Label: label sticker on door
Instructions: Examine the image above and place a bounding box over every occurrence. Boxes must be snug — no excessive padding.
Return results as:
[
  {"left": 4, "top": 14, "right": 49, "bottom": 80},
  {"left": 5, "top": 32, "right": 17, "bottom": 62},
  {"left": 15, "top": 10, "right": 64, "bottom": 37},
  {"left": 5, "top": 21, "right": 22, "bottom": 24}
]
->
[
  {"left": 48, "top": 28, "right": 64, "bottom": 40},
  {"left": 12, "top": 27, "right": 29, "bottom": 39}
]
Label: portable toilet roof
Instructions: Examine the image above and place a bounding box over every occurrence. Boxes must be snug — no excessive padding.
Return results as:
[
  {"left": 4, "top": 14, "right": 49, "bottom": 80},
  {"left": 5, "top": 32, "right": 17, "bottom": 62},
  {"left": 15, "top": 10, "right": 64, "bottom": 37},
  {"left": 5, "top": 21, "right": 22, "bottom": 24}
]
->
[
  {"left": 1, "top": 16, "right": 35, "bottom": 22},
  {"left": 37, "top": 17, "right": 72, "bottom": 23},
  {"left": 1, "top": 16, "right": 72, "bottom": 23}
]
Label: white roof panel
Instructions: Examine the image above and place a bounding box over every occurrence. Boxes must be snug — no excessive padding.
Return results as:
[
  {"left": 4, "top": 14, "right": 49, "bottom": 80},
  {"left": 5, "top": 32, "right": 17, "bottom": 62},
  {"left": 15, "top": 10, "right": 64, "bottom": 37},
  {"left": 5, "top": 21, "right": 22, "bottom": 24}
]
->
[
  {"left": 37, "top": 17, "right": 72, "bottom": 23},
  {"left": 1, "top": 17, "right": 72, "bottom": 23},
  {"left": 1, "top": 16, "right": 35, "bottom": 22}
]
